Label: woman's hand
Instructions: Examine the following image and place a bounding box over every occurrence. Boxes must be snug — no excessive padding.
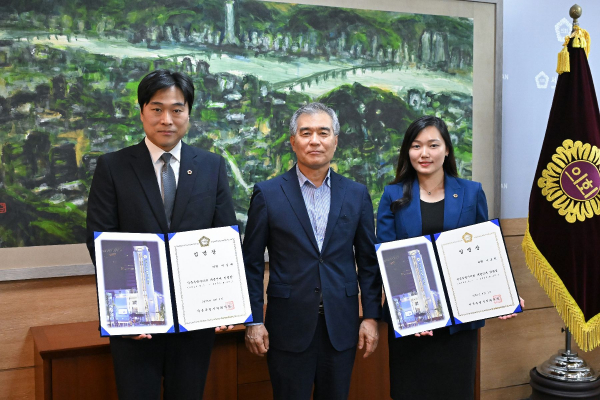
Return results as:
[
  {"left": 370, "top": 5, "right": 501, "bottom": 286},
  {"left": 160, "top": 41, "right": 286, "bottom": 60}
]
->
[
  {"left": 124, "top": 334, "right": 152, "bottom": 340},
  {"left": 215, "top": 325, "right": 235, "bottom": 332},
  {"left": 498, "top": 296, "right": 525, "bottom": 320},
  {"left": 415, "top": 330, "right": 433, "bottom": 337}
]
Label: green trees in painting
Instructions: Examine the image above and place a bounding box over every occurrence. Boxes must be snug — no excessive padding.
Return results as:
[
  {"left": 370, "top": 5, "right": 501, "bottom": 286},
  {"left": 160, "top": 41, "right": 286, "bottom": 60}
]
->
[
  {"left": 0, "top": 0, "right": 474, "bottom": 247},
  {"left": 1, "top": 0, "right": 473, "bottom": 70}
]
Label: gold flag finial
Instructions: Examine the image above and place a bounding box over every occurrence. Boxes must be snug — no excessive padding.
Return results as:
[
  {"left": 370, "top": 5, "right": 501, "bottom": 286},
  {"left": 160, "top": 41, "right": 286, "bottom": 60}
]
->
[{"left": 570, "top": 4, "right": 582, "bottom": 30}]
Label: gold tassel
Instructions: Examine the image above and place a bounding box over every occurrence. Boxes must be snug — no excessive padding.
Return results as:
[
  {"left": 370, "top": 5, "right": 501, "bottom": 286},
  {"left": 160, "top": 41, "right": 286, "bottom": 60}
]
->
[
  {"left": 557, "top": 36, "right": 571, "bottom": 75},
  {"left": 522, "top": 220, "right": 600, "bottom": 352},
  {"left": 556, "top": 26, "right": 592, "bottom": 74},
  {"left": 571, "top": 26, "right": 591, "bottom": 57},
  {"left": 585, "top": 29, "right": 591, "bottom": 56}
]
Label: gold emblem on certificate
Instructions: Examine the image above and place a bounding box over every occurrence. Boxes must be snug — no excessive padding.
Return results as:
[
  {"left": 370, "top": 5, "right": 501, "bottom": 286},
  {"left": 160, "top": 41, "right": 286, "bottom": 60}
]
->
[{"left": 199, "top": 236, "right": 210, "bottom": 247}]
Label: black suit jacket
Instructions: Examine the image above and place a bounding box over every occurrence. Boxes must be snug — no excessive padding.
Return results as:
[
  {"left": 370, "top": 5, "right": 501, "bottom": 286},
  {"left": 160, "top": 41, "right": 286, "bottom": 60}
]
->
[
  {"left": 86, "top": 140, "right": 236, "bottom": 318},
  {"left": 243, "top": 167, "right": 382, "bottom": 353}
]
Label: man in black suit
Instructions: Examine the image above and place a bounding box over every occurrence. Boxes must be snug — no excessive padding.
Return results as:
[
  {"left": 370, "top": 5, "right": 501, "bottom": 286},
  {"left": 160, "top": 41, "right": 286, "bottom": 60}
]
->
[{"left": 86, "top": 69, "right": 236, "bottom": 399}]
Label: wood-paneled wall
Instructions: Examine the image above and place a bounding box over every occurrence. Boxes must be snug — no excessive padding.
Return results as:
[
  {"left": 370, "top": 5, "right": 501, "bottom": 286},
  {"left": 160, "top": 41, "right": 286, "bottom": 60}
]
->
[
  {"left": 3, "top": 218, "right": 600, "bottom": 400},
  {"left": 0, "top": 276, "right": 99, "bottom": 400}
]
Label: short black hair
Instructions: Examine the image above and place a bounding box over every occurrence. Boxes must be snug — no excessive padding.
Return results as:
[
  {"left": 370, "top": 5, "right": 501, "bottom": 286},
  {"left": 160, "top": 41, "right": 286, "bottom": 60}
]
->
[{"left": 137, "top": 69, "right": 195, "bottom": 113}]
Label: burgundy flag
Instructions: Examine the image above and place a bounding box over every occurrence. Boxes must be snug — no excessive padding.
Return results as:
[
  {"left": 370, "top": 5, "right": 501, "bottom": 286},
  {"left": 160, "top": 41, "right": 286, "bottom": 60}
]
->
[{"left": 522, "top": 26, "right": 600, "bottom": 351}]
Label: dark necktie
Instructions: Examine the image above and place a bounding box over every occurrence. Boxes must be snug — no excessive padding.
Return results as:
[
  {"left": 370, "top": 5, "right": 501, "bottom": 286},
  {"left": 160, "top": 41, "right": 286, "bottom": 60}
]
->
[{"left": 160, "top": 152, "right": 176, "bottom": 228}]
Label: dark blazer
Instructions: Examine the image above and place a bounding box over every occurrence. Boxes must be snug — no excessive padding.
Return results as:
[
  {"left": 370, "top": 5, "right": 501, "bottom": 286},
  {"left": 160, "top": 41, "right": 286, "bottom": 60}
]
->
[
  {"left": 85, "top": 139, "right": 236, "bottom": 398},
  {"left": 86, "top": 140, "right": 236, "bottom": 262},
  {"left": 376, "top": 174, "right": 488, "bottom": 334},
  {"left": 243, "top": 167, "right": 382, "bottom": 353}
]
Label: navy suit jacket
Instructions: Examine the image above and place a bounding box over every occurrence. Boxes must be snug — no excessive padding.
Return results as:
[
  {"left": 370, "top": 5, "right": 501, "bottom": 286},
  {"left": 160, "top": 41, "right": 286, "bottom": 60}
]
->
[
  {"left": 376, "top": 174, "right": 488, "bottom": 334},
  {"left": 86, "top": 140, "right": 237, "bottom": 317},
  {"left": 243, "top": 167, "right": 382, "bottom": 353}
]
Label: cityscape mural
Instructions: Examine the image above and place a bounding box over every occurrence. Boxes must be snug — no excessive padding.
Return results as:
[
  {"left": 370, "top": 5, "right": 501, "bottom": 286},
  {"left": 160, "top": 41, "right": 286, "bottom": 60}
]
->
[{"left": 0, "top": 0, "right": 474, "bottom": 247}]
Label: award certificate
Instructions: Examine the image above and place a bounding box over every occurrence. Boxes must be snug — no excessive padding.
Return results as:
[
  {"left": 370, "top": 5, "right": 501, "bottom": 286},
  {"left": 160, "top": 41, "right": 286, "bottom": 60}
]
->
[
  {"left": 376, "top": 236, "right": 453, "bottom": 337},
  {"left": 94, "top": 232, "right": 175, "bottom": 336},
  {"left": 168, "top": 226, "right": 253, "bottom": 331},
  {"left": 435, "top": 220, "right": 521, "bottom": 323}
]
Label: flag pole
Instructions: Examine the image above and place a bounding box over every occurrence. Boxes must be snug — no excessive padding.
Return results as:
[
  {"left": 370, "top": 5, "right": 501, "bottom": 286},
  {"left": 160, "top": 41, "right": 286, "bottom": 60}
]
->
[
  {"left": 531, "top": 1, "right": 598, "bottom": 387},
  {"left": 527, "top": 4, "right": 600, "bottom": 397}
]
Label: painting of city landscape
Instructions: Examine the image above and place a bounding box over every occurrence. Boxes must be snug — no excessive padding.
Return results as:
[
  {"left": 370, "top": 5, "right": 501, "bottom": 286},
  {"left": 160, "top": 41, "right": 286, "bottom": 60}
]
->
[
  {"left": 0, "top": 0, "right": 474, "bottom": 247},
  {"left": 100, "top": 239, "right": 168, "bottom": 329},
  {"left": 380, "top": 241, "right": 449, "bottom": 332}
]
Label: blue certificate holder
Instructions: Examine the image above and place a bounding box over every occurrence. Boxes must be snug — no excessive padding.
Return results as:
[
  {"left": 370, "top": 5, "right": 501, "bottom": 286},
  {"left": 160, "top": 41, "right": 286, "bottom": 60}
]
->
[
  {"left": 93, "top": 231, "right": 175, "bottom": 337},
  {"left": 377, "top": 219, "right": 522, "bottom": 339},
  {"left": 94, "top": 227, "right": 254, "bottom": 336},
  {"left": 376, "top": 235, "right": 454, "bottom": 338}
]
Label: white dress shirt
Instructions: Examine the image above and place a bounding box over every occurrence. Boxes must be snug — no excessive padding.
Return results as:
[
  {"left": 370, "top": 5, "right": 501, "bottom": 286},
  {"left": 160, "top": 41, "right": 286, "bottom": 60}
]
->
[{"left": 145, "top": 137, "right": 182, "bottom": 195}]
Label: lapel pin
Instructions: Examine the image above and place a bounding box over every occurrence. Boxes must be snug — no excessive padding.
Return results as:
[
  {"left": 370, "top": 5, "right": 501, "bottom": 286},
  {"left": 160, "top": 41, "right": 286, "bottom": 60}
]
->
[
  {"left": 187, "top": 170, "right": 193, "bottom": 175},
  {"left": 453, "top": 194, "right": 458, "bottom": 198}
]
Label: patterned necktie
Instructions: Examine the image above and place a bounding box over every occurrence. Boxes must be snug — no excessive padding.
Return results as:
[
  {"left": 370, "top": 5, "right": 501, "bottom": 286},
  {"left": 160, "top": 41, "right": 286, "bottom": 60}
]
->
[{"left": 160, "top": 152, "right": 176, "bottom": 228}]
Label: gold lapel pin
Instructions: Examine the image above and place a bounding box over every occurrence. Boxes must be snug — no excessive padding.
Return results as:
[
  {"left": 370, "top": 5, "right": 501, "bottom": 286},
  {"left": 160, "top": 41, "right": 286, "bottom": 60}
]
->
[
  {"left": 453, "top": 194, "right": 458, "bottom": 198},
  {"left": 187, "top": 170, "right": 193, "bottom": 175}
]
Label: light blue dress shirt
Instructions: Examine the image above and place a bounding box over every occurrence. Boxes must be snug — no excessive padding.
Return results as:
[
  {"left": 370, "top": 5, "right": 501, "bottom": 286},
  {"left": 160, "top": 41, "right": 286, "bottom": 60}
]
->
[{"left": 296, "top": 164, "right": 331, "bottom": 252}]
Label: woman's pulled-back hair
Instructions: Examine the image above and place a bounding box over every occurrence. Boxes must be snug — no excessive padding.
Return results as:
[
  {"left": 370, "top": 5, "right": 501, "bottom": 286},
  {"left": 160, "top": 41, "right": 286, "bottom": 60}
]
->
[{"left": 389, "top": 116, "right": 458, "bottom": 212}]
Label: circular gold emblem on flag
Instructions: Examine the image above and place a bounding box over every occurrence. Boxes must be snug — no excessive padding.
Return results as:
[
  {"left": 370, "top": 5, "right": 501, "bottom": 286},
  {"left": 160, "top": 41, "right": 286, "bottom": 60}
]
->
[{"left": 538, "top": 140, "right": 600, "bottom": 223}]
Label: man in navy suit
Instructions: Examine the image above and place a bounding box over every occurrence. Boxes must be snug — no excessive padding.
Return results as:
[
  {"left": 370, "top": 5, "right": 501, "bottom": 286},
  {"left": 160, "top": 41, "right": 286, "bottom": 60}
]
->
[
  {"left": 86, "top": 70, "right": 236, "bottom": 399},
  {"left": 243, "top": 103, "right": 382, "bottom": 400}
]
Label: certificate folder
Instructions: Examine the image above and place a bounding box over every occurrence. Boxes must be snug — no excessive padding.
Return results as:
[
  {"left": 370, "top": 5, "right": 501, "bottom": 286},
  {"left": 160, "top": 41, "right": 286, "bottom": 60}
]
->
[
  {"left": 375, "top": 219, "right": 521, "bottom": 338},
  {"left": 94, "top": 226, "right": 253, "bottom": 337}
]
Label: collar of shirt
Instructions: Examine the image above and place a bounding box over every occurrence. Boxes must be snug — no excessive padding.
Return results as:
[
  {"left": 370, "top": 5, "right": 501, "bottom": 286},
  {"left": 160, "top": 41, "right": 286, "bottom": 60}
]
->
[
  {"left": 296, "top": 164, "right": 331, "bottom": 189},
  {"left": 145, "top": 136, "right": 182, "bottom": 164},
  {"left": 145, "top": 137, "right": 182, "bottom": 190}
]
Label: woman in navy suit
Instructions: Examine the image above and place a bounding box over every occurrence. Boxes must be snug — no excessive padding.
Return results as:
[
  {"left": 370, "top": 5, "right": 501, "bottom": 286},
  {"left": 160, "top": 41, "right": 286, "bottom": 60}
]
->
[{"left": 377, "top": 116, "right": 518, "bottom": 399}]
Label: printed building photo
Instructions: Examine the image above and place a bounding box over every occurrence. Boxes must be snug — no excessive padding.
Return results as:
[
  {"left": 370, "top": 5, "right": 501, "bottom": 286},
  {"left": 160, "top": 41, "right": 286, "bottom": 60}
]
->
[
  {"left": 381, "top": 243, "right": 446, "bottom": 329},
  {"left": 100, "top": 240, "right": 167, "bottom": 327}
]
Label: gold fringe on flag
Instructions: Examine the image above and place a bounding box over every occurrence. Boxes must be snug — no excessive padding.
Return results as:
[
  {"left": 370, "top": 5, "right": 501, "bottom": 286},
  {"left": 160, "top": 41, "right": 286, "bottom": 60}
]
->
[
  {"left": 522, "top": 220, "right": 600, "bottom": 351},
  {"left": 557, "top": 26, "right": 591, "bottom": 75}
]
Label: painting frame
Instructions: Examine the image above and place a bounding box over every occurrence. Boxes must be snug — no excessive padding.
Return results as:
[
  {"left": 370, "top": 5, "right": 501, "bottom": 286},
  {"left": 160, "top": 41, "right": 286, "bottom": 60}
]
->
[{"left": 0, "top": 0, "right": 503, "bottom": 281}]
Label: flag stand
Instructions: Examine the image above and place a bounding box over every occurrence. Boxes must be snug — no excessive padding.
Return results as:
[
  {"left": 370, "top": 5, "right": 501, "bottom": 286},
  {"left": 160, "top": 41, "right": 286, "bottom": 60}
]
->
[
  {"left": 536, "top": 327, "right": 598, "bottom": 382},
  {"left": 524, "top": 4, "right": 600, "bottom": 397},
  {"left": 529, "top": 329, "right": 600, "bottom": 400}
]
